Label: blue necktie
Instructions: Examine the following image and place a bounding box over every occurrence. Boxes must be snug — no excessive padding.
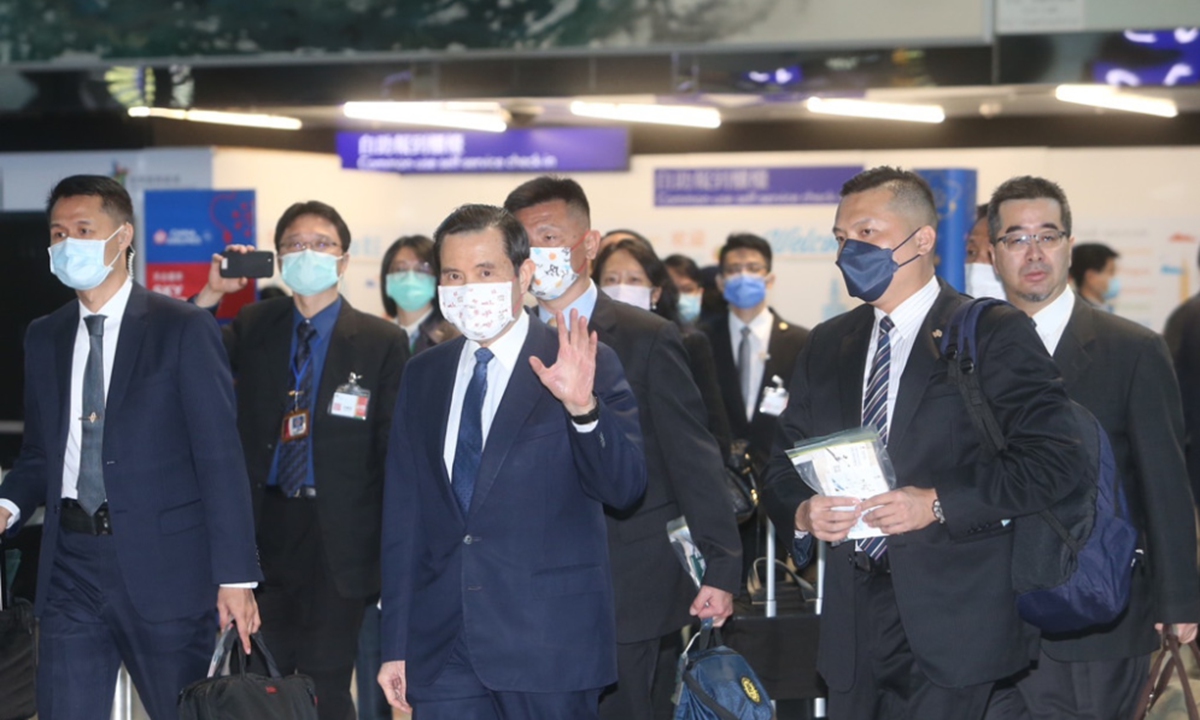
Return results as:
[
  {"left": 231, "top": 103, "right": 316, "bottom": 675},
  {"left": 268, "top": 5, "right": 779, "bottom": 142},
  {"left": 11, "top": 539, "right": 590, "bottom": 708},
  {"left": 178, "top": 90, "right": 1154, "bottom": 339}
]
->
[
  {"left": 77, "top": 314, "right": 107, "bottom": 516},
  {"left": 452, "top": 348, "right": 494, "bottom": 514},
  {"left": 278, "top": 321, "right": 317, "bottom": 497},
  {"left": 859, "top": 316, "right": 894, "bottom": 560}
]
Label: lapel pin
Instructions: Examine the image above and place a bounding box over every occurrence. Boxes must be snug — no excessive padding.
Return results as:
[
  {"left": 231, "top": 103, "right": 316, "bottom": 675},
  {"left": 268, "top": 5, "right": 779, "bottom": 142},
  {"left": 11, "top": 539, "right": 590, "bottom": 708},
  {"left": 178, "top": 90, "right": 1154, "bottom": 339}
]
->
[{"left": 932, "top": 329, "right": 943, "bottom": 339}]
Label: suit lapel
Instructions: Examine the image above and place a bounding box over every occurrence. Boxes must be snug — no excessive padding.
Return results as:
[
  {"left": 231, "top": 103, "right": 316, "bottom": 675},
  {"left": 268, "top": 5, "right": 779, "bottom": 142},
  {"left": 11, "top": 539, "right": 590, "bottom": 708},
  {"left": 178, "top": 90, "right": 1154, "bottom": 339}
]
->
[
  {"left": 53, "top": 302, "right": 79, "bottom": 455},
  {"left": 103, "top": 284, "right": 148, "bottom": 420},
  {"left": 1053, "top": 297, "right": 1094, "bottom": 390},
  {"left": 838, "top": 306, "right": 874, "bottom": 430},
  {"left": 432, "top": 338, "right": 465, "bottom": 515},
  {"left": 754, "top": 310, "right": 793, "bottom": 419},
  {"left": 888, "top": 284, "right": 961, "bottom": 450},
  {"left": 315, "top": 302, "right": 358, "bottom": 419},
  {"left": 589, "top": 293, "right": 619, "bottom": 347},
  {"left": 707, "top": 317, "right": 745, "bottom": 428},
  {"left": 468, "top": 321, "right": 549, "bottom": 515}
]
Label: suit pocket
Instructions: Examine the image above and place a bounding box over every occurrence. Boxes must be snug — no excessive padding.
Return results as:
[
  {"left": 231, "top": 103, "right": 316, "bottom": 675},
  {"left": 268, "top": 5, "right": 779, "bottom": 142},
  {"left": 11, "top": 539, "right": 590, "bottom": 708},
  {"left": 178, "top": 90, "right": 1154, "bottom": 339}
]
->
[
  {"left": 159, "top": 499, "right": 205, "bottom": 535},
  {"left": 532, "top": 563, "right": 606, "bottom": 597}
]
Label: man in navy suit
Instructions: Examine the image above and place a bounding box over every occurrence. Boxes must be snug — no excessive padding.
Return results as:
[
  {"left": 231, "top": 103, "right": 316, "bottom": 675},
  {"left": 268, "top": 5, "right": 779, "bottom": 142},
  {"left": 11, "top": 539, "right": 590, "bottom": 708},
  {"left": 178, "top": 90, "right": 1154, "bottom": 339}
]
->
[
  {"left": 0, "top": 175, "right": 262, "bottom": 720},
  {"left": 377, "top": 204, "right": 646, "bottom": 719}
]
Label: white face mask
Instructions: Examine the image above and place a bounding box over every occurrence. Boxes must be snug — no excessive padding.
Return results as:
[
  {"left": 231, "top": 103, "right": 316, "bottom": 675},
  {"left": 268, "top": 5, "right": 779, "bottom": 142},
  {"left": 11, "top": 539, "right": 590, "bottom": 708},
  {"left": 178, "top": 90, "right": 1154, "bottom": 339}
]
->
[
  {"left": 438, "top": 281, "right": 515, "bottom": 343},
  {"left": 965, "top": 263, "right": 1007, "bottom": 301},
  {"left": 529, "top": 246, "right": 579, "bottom": 300},
  {"left": 601, "top": 283, "right": 652, "bottom": 311}
]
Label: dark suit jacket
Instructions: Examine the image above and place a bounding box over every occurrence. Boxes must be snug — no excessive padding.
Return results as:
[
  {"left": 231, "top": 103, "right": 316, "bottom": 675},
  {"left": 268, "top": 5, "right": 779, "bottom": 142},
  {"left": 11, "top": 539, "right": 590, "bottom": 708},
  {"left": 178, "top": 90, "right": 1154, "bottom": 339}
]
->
[
  {"left": 682, "top": 330, "right": 734, "bottom": 456},
  {"left": 411, "top": 312, "right": 459, "bottom": 355},
  {"left": 1044, "top": 298, "right": 1199, "bottom": 661},
  {"left": 223, "top": 295, "right": 408, "bottom": 599},
  {"left": 380, "top": 318, "right": 647, "bottom": 692},
  {"left": 701, "top": 309, "right": 809, "bottom": 472},
  {"left": 1165, "top": 294, "right": 1200, "bottom": 502},
  {"left": 762, "top": 281, "right": 1086, "bottom": 690},
  {"left": 592, "top": 293, "right": 743, "bottom": 643},
  {"left": 3, "top": 284, "right": 261, "bottom": 622}
]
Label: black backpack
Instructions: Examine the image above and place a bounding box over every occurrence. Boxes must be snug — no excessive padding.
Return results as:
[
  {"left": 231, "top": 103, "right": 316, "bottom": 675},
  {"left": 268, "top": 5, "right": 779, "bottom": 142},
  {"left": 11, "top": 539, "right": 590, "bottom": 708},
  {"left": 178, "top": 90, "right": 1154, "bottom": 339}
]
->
[{"left": 940, "top": 297, "right": 1138, "bottom": 633}]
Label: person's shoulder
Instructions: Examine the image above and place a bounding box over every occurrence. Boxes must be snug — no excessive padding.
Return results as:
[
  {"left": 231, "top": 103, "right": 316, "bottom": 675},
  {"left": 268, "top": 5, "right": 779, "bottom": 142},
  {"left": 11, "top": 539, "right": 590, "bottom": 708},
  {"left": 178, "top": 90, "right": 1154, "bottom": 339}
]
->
[
  {"left": 810, "top": 302, "right": 872, "bottom": 337},
  {"left": 769, "top": 309, "right": 810, "bottom": 340},
  {"left": 408, "top": 334, "right": 465, "bottom": 374},
  {"left": 610, "top": 298, "right": 672, "bottom": 333},
  {"left": 344, "top": 303, "right": 407, "bottom": 341},
  {"left": 140, "top": 284, "right": 221, "bottom": 325},
  {"left": 233, "top": 295, "right": 293, "bottom": 327}
]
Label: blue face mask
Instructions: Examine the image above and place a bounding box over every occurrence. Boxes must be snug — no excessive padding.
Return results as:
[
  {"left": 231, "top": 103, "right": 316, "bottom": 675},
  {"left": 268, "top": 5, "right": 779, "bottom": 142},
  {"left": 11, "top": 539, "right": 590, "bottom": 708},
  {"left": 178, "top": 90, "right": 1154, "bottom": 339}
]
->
[
  {"left": 281, "top": 250, "right": 342, "bottom": 297},
  {"left": 723, "top": 273, "right": 768, "bottom": 310},
  {"left": 835, "top": 228, "right": 920, "bottom": 303},
  {"left": 386, "top": 271, "right": 436, "bottom": 313},
  {"left": 1103, "top": 276, "right": 1121, "bottom": 301},
  {"left": 678, "top": 292, "right": 702, "bottom": 323},
  {"left": 48, "top": 227, "right": 123, "bottom": 291}
]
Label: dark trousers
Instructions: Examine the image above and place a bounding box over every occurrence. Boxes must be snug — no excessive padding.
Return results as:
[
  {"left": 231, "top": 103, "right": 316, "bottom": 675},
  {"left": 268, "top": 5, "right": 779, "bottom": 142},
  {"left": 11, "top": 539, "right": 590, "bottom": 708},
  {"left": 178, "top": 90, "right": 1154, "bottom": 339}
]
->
[
  {"left": 409, "top": 637, "right": 602, "bottom": 720},
  {"left": 828, "top": 559, "right": 1001, "bottom": 720},
  {"left": 599, "top": 636, "right": 661, "bottom": 720},
  {"left": 37, "top": 528, "right": 211, "bottom": 720},
  {"left": 355, "top": 603, "right": 392, "bottom": 720},
  {"left": 1011, "top": 649, "right": 1152, "bottom": 720},
  {"left": 256, "top": 493, "right": 368, "bottom": 720}
]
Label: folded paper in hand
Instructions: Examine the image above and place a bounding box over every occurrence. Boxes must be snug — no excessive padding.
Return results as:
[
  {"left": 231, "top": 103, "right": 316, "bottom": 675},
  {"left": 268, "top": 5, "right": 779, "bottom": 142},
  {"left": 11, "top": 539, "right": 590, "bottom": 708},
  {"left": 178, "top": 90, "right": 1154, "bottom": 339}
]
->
[{"left": 786, "top": 428, "right": 897, "bottom": 540}]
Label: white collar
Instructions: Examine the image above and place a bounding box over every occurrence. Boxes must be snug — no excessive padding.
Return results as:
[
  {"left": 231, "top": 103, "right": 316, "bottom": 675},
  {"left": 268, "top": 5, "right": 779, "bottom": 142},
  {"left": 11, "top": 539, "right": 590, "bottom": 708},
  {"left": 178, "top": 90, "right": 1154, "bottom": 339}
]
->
[
  {"left": 465, "top": 309, "right": 529, "bottom": 372},
  {"left": 1031, "top": 286, "right": 1076, "bottom": 356},
  {"left": 80, "top": 278, "right": 133, "bottom": 321},
  {"left": 875, "top": 275, "right": 940, "bottom": 338},
  {"left": 729, "top": 306, "right": 773, "bottom": 343}
]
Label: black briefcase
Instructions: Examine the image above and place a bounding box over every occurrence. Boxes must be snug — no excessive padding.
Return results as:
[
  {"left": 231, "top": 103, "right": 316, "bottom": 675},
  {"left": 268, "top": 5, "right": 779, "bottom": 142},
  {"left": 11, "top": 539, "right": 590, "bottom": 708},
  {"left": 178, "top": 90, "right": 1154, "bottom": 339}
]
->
[
  {"left": 0, "top": 544, "right": 36, "bottom": 720},
  {"left": 179, "top": 628, "right": 318, "bottom": 720}
]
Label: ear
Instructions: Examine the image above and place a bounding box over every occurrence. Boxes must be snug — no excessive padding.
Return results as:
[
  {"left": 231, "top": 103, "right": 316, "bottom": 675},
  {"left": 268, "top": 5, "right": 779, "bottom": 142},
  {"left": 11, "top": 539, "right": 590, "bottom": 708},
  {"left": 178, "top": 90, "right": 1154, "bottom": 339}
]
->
[
  {"left": 715, "top": 273, "right": 726, "bottom": 292},
  {"left": 652, "top": 286, "right": 663, "bottom": 306},
  {"left": 581, "top": 229, "right": 602, "bottom": 263},
  {"left": 764, "top": 272, "right": 776, "bottom": 291},
  {"left": 914, "top": 225, "right": 938, "bottom": 256},
  {"left": 517, "top": 258, "right": 536, "bottom": 296},
  {"left": 338, "top": 252, "right": 351, "bottom": 273},
  {"left": 116, "top": 222, "right": 135, "bottom": 254}
]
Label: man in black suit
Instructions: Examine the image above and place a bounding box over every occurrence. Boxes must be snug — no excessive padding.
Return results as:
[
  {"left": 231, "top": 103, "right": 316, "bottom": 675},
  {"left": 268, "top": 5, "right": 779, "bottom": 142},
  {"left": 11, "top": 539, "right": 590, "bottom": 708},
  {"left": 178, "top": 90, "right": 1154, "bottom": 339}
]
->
[
  {"left": 761, "top": 167, "right": 1086, "bottom": 720},
  {"left": 700, "top": 233, "right": 809, "bottom": 474},
  {"left": 988, "top": 175, "right": 1199, "bottom": 719},
  {"left": 504, "top": 176, "right": 742, "bottom": 720},
  {"left": 196, "top": 201, "right": 409, "bottom": 720},
  {"left": 1164, "top": 257, "right": 1200, "bottom": 503}
]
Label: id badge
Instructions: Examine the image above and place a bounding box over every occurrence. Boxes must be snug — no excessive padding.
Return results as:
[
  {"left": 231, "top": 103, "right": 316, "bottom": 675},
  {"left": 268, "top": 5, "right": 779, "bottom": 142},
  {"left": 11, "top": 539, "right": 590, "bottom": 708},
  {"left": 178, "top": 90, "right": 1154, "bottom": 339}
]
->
[
  {"left": 758, "top": 375, "right": 789, "bottom": 417},
  {"left": 329, "top": 372, "right": 370, "bottom": 421},
  {"left": 282, "top": 409, "right": 310, "bottom": 442}
]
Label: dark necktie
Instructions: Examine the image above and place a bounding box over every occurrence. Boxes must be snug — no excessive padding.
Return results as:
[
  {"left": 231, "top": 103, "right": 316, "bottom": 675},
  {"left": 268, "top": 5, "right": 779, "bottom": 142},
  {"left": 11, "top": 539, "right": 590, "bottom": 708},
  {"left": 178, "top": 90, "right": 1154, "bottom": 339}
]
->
[
  {"left": 278, "top": 321, "right": 317, "bottom": 498},
  {"left": 452, "top": 348, "right": 494, "bottom": 514},
  {"left": 77, "top": 314, "right": 107, "bottom": 516},
  {"left": 738, "top": 325, "right": 753, "bottom": 417},
  {"left": 860, "top": 316, "right": 894, "bottom": 560}
]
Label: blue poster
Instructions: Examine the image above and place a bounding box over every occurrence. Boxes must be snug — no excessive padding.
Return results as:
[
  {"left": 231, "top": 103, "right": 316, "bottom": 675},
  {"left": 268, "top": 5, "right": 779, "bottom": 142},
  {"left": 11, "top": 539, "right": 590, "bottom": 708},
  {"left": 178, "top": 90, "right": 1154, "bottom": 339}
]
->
[
  {"left": 654, "top": 166, "right": 862, "bottom": 207},
  {"left": 144, "top": 190, "right": 256, "bottom": 263},
  {"left": 338, "top": 128, "right": 629, "bottom": 174},
  {"left": 916, "top": 169, "right": 976, "bottom": 293}
]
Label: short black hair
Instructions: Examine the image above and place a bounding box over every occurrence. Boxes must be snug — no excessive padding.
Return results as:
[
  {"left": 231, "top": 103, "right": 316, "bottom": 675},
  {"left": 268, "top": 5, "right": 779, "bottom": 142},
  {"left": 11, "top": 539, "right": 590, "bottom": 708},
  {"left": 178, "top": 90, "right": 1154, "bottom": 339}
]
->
[
  {"left": 840, "top": 166, "right": 938, "bottom": 229},
  {"left": 503, "top": 175, "right": 591, "bottom": 223},
  {"left": 664, "top": 254, "right": 702, "bottom": 286},
  {"left": 379, "top": 234, "right": 435, "bottom": 318},
  {"left": 274, "top": 201, "right": 351, "bottom": 253},
  {"left": 976, "top": 203, "right": 988, "bottom": 221},
  {"left": 987, "top": 176, "right": 1072, "bottom": 242},
  {"left": 593, "top": 237, "right": 680, "bottom": 325},
  {"left": 719, "top": 233, "right": 773, "bottom": 272},
  {"left": 433, "top": 204, "right": 529, "bottom": 274},
  {"left": 47, "top": 175, "right": 136, "bottom": 265},
  {"left": 1070, "top": 243, "right": 1119, "bottom": 289}
]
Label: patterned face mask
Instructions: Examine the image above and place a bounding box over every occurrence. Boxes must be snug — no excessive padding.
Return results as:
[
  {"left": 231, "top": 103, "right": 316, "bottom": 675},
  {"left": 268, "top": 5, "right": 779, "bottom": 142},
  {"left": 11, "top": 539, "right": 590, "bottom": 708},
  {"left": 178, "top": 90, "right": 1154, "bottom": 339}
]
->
[{"left": 438, "top": 281, "right": 515, "bottom": 342}]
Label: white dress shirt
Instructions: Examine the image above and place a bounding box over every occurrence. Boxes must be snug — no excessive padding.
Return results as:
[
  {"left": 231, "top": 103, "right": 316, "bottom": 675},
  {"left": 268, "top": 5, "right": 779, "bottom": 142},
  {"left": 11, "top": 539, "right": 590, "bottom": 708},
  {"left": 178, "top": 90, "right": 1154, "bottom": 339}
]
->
[
  {"left": 1031, "top": 287, "right": 1076, "bottom": 356},
  {"left": 861, "top": 275, "right": 941, "bottom": 431},
  {"left": 729, "top": 307, "right": 773, "bottom": 421}
]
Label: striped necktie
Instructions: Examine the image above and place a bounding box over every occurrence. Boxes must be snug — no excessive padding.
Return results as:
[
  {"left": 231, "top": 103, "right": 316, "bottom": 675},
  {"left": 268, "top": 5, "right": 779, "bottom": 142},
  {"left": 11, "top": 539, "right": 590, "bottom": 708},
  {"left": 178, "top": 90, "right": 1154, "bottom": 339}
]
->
[{"left": 859, "top": 316, "right": 894, "bottom": 560}]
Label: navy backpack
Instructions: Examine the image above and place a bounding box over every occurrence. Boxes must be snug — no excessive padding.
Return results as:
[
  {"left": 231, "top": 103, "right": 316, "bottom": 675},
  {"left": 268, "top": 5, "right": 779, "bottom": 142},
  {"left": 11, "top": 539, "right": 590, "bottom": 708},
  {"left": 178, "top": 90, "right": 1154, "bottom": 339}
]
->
[
  {"left": 940, "top": 297, "right": 1138, "bottom": 634},
  {"left": 675, "top": 620, "right": 773, "bottom": 720}
]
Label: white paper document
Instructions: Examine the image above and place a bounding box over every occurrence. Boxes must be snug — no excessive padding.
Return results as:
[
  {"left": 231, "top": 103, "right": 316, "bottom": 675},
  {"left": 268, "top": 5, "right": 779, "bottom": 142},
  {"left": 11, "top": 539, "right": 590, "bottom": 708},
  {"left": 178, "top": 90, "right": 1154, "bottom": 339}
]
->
[{"left": 786, "top": 428, "right": 896, "bottom": 540}]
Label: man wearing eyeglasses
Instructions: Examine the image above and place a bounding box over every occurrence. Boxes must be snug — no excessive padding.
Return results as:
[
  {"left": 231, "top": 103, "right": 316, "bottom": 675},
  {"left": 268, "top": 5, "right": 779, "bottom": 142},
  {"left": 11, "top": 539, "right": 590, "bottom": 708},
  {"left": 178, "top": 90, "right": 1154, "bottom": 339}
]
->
[
  {"left": 987, "top": 176, "right": 1198, "bottom": 720},
  {"left": 196, "top": 201, "right": 410, "bottom": 720}
]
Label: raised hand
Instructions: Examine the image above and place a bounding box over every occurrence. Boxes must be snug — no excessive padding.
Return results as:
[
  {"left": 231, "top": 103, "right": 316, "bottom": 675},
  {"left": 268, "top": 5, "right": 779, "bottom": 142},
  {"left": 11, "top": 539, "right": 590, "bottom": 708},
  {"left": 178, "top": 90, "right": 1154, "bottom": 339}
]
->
[
  {"left": 530, "top": 309, "right": 598, "bottom": 416},
  {"left": 195, "top": 244, "right": 253, "bottom": 308}
]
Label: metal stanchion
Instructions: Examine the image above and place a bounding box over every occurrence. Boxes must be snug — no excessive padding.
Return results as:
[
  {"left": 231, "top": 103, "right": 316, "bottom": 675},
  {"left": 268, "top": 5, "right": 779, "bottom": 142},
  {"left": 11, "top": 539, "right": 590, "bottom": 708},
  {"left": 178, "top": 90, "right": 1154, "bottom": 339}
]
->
[
  {"left": 112, "top": 666, "right": 133, "bottom": 720},
  {"left": 814, "top": 541, "right": 827, "bottom": 718}
]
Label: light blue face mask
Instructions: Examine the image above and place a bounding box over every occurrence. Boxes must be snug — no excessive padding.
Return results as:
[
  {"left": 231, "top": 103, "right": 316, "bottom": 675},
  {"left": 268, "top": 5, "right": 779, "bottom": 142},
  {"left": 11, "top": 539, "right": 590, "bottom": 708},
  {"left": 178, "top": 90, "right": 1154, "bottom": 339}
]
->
[
  {"left": 678, "top": 292, "right": 702, "bottom": 323},
  {"left": 386, "top": 271, "right": 437, "bottom": 313},
  {"left": 48, "top": 227, "right": 123, "bottom": 291},
  {"left": 1103, "top": 276, "right": 1121, "bottom": 301},
  {"left": 281, "top": 249, "right": 342, "bottom": 297}
]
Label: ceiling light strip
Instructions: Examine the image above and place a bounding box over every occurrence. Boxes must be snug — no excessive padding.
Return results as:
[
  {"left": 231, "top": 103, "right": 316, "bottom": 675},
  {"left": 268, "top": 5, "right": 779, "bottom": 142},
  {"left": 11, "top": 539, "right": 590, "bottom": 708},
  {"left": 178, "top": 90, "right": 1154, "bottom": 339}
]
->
[
  {"left": 128, "top": 106, "right": 302, "bottom": 130},
  {"left": 1054, "top": 85, "right": 1178, "bottom": 118},
  {"left": 569, "top": 101, "right": 721, "bottom": 129},
  {"left": 342, "top": 102, "right": 508, "bottom": 133},
  {"left": 804, "top": 97, "right": 945, "bottom": 124}
]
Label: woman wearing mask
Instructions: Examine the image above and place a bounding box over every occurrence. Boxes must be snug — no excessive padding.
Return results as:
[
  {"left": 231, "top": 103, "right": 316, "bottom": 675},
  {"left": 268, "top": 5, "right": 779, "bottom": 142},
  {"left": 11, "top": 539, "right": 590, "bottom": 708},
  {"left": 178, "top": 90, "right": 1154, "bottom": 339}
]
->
[
  {"left": 664, "top": 254, "right": 707, "bottom": 327},
  {"left": 379, "top": 234, "right": 458, "bottom": 354},
  {"left": 594, "top": 235, "right": 733, "bottom": 455}
]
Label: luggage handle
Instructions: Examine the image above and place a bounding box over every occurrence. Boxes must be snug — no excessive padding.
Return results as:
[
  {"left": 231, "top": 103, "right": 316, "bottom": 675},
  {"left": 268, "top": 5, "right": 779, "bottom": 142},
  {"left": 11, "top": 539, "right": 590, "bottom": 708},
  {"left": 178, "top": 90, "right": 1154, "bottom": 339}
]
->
[
  {"left": 1134, "top": 632, "right": 1200, "bottom": 720},
  {"left": 210, "top": 625, "right": 286, "bottom": 680}
]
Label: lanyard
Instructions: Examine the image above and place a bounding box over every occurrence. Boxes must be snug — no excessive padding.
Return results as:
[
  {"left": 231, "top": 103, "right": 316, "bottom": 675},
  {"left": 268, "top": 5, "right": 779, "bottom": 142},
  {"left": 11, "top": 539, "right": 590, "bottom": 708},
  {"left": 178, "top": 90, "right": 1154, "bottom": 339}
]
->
[{"left": 289, "top": 329, "right": 326, "bottom": 397}]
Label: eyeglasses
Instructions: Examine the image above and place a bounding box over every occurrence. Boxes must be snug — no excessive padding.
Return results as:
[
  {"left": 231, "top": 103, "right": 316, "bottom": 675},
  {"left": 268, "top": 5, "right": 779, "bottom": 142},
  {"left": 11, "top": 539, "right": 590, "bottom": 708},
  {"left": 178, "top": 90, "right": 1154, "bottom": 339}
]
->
[
  {"left": 279, "top": 236, "right": 341, "bottom": 254},
  {"left": 391, "top": 261, "right": 433, "bottom": 276},
  {"left": 996, "top": 230, "right": 1068, "bottom": 251},
  {"left": 723, "top": 263, "right": 768, "bottom": 276}
]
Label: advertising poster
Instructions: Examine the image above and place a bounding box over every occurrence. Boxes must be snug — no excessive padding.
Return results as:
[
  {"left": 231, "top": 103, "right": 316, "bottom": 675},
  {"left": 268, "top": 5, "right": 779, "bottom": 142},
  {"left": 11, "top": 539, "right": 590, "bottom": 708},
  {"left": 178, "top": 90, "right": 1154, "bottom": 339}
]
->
[{"left": 143, "top": 189, "right": 258, "bottom": 320}]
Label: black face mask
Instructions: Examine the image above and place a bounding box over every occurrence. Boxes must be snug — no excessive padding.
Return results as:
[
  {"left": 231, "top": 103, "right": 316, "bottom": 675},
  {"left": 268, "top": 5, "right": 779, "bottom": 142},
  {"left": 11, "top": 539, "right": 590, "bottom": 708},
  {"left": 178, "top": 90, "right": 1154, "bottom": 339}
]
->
[{"left": 835, "top": 228, "right": 921, "bottom": 302}]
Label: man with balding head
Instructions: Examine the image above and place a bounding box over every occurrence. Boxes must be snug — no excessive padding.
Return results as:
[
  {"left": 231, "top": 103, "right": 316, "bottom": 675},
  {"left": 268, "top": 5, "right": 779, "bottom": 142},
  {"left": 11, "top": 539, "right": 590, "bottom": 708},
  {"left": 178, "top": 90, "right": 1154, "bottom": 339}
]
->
[{"left": 761, "top": 167, "right": 1085, "bottom": 720}]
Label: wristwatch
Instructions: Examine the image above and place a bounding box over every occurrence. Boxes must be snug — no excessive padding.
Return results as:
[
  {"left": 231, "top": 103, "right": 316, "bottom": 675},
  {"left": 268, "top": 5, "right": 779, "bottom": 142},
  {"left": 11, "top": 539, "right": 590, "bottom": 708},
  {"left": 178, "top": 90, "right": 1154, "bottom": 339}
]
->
[
  {"left": 569, "top": 394, "right": 601, "bottom": 425},
  {"left": 932, "top": 498, "right": 946, "bottom": 525}
]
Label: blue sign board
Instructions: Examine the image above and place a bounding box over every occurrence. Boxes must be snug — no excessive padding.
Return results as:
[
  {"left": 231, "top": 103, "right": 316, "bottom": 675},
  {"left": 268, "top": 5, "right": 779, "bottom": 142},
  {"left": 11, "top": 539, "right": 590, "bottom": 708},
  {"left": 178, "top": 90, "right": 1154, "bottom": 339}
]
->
[
  {"left": 337, "top": 127, "right": 629, "bottom": 174},
  {"left": 144, "top": 189, "right": 256, "bottom": 263},
  {"left": 916, "top": 168, "right": 977, "bottom": 293},
  {"left": 654, "top": 166, "right": 862, "bottom": 207}
]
